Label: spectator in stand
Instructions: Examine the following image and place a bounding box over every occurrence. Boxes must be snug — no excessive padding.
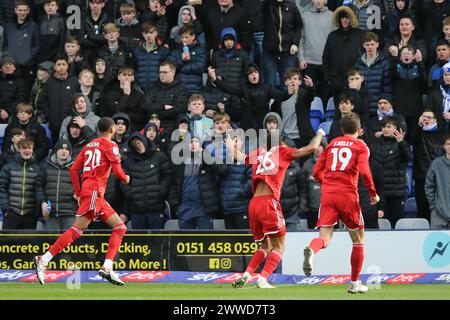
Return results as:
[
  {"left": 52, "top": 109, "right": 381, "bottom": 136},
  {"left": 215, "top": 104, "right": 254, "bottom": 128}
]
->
[
  {"left": 59, "top": 93, "right": 100, "bottom": 140},
  {"left": 112, "top": 112, "right": 131, "bottom": 156},
  {"left": 116, "top": 2, "right": 141, "bottom": 50},
  {"left": 65, "top": 118, "right": 95, "bottom": 158},
  {"left": 62, "top": 36, "right": 91, "bottom": 78},
  {"left": 96, "top": 23, "right": 132, "bottom": 82},
  {"left": 261, "top": 0, "right": 303, "bottom": 89},
  {"left": 0, "top": 138, "right": 45, "bottom": 230},
  {"left": 143, "top": 60, "right": 189, "bottom": 132},
  {"left": 169, "top": 135, "right": 220, "bottom": 229},
  {"left": 169, "top": 4, "right": 205, "bottom": 50},
  {"left": 93, "top": 57, "right": 109, "bottom": 93},
  {"left": 237, "top": 0, "right": 264, "bottom": 69},
  {"left": 322, "top": 6, "right": 365, "bottom": 104},
  {"left": 168, "top": 25, "right": 207, "bottom": 94},
  {"left": 349, "top": 0, "right": 384, "bottom": 33},
  {"left": 369, "top": 116, "right": 411, "bottom": 226},
  {"left": 0, "top": 54, "right": 28, "bottom": 124},
  {"left": 186, "top": 94, "right": 213, "bottom": 142},
  {"left": 30, "top": 61, "right": 53, "bottom": 124},
  {"left": 100, "top": 66, "right": 145, "bottom": 132},
  {"left": 428, "top": 39, "right": 450, "bottom": 91},
  {"left": 204, "top": 112, "right": 252, "bottom": 229},
  {"left": 355, "top": 32, "right": 392, "bottom": 116},
  {"left": 42, "top": 139, "right": 77, "bottom": 230},
  {"left": 132, "top": 21, "right": 170, "bottom": 92},
  {"left": 140, "top": 0, "right": 170, "bottom": 45},
  {"left": 77, "top": 69, "right": 102, "bottom": 115},
  {"left": 166, "top": 114, "right": 190, "bottom": 156},
  {"left": 121, "top": 132, "right": 172, "bottom": 229},
  {"left": 367, "top": 94, "right": 407, "bottom": 142},
  {"left": 205, "top": 0, "right": 253, "bottom": 55},
  {"left": 208, "top": 63, "right": 291, "bottom": 131},
  {"left": 299, "top": 0, "right": 334, "bottom": 104},
  {"left": 413, "top": 109, "right": 445, "bottom": 222},
  {"left": 210, "top": 27, "right": 250, "bottom": 90},
  {"left": 37, "top": 0, "right": 67, "bottom": 64},
  {"left": 2, "top": 103, "right": 49, "bottom": 161},
  {"left": 303, "top": 141, "right": 327, "bottom": 229},
  {"left": 39, "top": 55, "right": 78, "bottom": 144},
  {"left": 144, "top": 113, "right": 171, "bottom": 153},
  {"left": 328, "top": 93, "right": 358, "bottom": 142},
  {"left": 390, "top": 44, "right": 427, "bottom": 143},
  {"left": 442, "top": 16, "right": 450, "bottom": 44},
  {"left": 427, "top": 61, "right": 450, "bottom": 133},
  {"left": 385, "top": 0, "right": 415, "bottom": 38},
  {"left": 3, "top": 0, "right": 40, "bottom": 89},
  {"left": 72, "top": 0, "right": 109, "bottom": 62},
  {"left": 425, "top": 134, "right": 450, "bottom": 229},
  {"left": 0, "top": 127, "right": 26, "bottom": 170}
]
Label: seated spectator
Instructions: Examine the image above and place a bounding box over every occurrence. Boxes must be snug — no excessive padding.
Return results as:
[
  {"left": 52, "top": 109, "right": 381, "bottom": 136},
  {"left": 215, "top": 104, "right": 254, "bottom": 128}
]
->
[
  {"left": 169, "top": 5, "right": 205, "bottom": 50},
  {"left": 186, "top": 94, "right": 213, "bottom": 142},
  {"left": 0, "top": 138, "right": 45, "bottom": 230},
  {"left": 2, "top": 103, "right": 49, "bottom": 161},
  {"left": 42, "top": 139, "right": 77, "bottom": 230},
  {"left": 30, "top": 61, "right": 53, "bottom": 124},
  {"left": 0, "top": 127, "right": 26, "bottom": 169},
  {"left": 117, "top": 2, "right": 141, "bottom": 50},
  {"left": 60, "top": 93, "right": 100, "bottom": 140}
]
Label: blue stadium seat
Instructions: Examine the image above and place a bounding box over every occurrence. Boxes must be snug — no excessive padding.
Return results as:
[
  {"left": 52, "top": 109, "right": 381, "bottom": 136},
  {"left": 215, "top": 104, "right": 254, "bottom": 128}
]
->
[
  {"left": 326, "top": 97, "right": 335, "bottom": 111},
  {"left": 41, "top": 123, "right": 53, "bottom": 147},
  {"left": 325, "top": 110, "right": 335, "bottom": 122},
  {"left": 395, "top": 218, "right": 430, "bottom": 230},
  {"left": 318, "top": 121, "right": 332, "bottom": 136},
  {"left": 0, "top": 123, "right": 8, "bottom": 150},
  {"left": 404, "top": 197, "right": 418, "bottom": 218},
  {"left": 310, "top": 97, "right": 324, "bottom": 119},
  {"left": 310, "top": 117, "right": 321, "bottom": 132},
  {"left": 405, "top": 167, "right": 414, "bottom": 197}
]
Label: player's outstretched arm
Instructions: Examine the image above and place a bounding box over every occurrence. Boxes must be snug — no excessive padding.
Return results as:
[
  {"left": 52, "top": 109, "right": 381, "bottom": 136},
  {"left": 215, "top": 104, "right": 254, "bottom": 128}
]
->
[{"left": 291, "top": 129, "right": 325, "bottom": 159}]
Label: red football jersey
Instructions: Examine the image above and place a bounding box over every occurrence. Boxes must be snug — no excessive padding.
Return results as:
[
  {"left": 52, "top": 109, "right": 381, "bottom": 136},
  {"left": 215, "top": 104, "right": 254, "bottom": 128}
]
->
[
  {"left": 70, "top": 136, "right": 127, "bottom": 197},
  {"left": 245, "top": 145, "right": 297, "bottom": 201},
  {"left": 312, "top": 135, "right": 376, "bottom": 197}
]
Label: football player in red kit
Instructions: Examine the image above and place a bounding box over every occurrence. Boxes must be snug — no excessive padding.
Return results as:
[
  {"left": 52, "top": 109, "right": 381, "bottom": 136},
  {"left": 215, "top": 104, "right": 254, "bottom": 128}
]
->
[
  {"left": 226, "top": 129, "right": 326, "bottom": 288},
  {"left": 34, "top": 117, "right": 130, "bottom": 286},
  {"left": 303, "top": 112, "right": 380, "bottom": 294}
]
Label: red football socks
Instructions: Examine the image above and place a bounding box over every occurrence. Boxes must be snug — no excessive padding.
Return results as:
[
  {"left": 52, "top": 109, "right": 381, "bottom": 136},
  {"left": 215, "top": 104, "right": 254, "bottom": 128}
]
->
[
  {"left": 309, "top": 237, "right": 326, "bottom": 254},
  {"left": 105, "top": 223, "right": 127, "bottom": 260},
  {"left": 351, "top": 243, "right": 364, "bottom": 281},
  {"left": 245, "top": 248, "right": 268, "bottom": 274},
  {"left": 260, "top": 249, "right": 283, "bottom": 280},
  {"left": 48, "top": 226, "right": 83, "bottom": 256}
]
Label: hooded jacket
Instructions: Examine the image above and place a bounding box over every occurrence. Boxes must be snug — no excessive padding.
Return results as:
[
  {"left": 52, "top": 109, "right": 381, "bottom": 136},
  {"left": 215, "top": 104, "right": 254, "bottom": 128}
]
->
[
  {"left": 425, "top": 155, "right": 450, "bottom": 221},
  {"left": 4, "top": 17, "right": 40, "bottom": 67},
  {"left": 59, "top": 101, "right": 101, "bottom": 141},
  {"left": 0, "top": 70, "right": 28, "bottom": 116},
  {"left": 37, "top": 12, "right": 66, "bottom": 63},
  {"left": 169, "top": 5, "right": 205, "bottom": 49}
]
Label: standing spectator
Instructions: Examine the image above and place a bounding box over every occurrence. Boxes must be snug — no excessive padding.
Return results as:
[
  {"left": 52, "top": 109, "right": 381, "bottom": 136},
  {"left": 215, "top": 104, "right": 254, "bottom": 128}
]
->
[
  {"left": 427, "top": 61, "right": 450, "bottom": 133},
  {"left": 0, "top": 55, "right": 28, "bottom": 124},
  {"left": 93, "top": 57, "right": 109, "bottom": 93},
  {"left": 77, "top": 69, "right": 102, "bottom": 115},
  {"left": 39, "top": 56, "right": 78, "bottom": 145},
  {"left": 328, "top": 93, "right": 357, "bottom": 142},
  {"left": 117, "top": 2, "right": 141, "bottom": 50},
  {"left": 3, "top": 0, "right": 40, "bottom": 89},
  {"left": 385, "top": 0, "right": 414, "bottom": 38},
  {"left": 186, "top": 94, "right": 213, "bottom": 142},
  {"left": 0, "top": 138, "right": 46, "bottom": 230},
  {"left": 59, "top": 93, "right": 100, "bottom": 140},
  {"left": 37, "top": 0, "right": 66, "bottom": 64},
  {"left": 355, "top": 32, "right": 392, "bottom": 116},
  {"left": 443, "top": 16, "right": 450, "bottom": 43},
  {"left": 143, "top": 60, "right": 189, "bottom": 132},
  {"left": 205, "top": 0, "right": 253, "bottom": 54},
  {"left": 208, "top": 63, "right": 291, "bottom": 130},
  {"left": 121, "top": 132, "right": 172, "bottom": 229},
  {"left": 413, "top": 109, "right": 445, "bottom": 222},
  {"left": 168, "top": 4, "right": 205, "bottom": 50},
  {"left": 210, "top": 27, "right": 250, "bottom": 89},
  {"left": 168, "top": 25, "right": 207, "bottom": 94},
  {"left": 62, "top": 36, "right": 91, "bottom": 78},
  {"left": 349, "top": 0, "right": 384, "bottom": 33},
  {"left": 66, "top": 118, "right": 95, "bottom": 158},
  {"left": 0, "top": 128, "right": 26, "bottom": 169},
  {"left": 299, "top": 0, "right": 334, "bottom": 103},
  {"left": 42, "top": 139, "right": 77, "bottom": 230},
  {"left": 428, "top": 39, "right": 450, "bottom": 91},
  {"left": 369, "top": 116, "right": 411, "bottom": 226},
  {"left": 390, "top": 44, "right": 427, "bottom": 143},
  {"left": 323, "top": 6, "right": 365, "bottom": 103},
  {"left": 237, "top": 0, "right": 264, "bottom": 69},
  {"left": 261, "top": 0, "right": 303, "bottom": 89},
  {"left": 2, "top": 103, "right": 49, "bottom": 161},
  {"left": 425, "top": 134, "right": 450, "bottom": 229},
  {"left": 303, "top": 141, "right": 327, "bottom": 229},
  {"left": 132, "top": 21, "right": 170, "bottom": 92},
  {"left": 339, "top": 68, "right": 371, "bottom": 124},
  {"left": 140, "top": 0, "right": 170, "bottom": 44},
  {"left": 112, "top": 112, "right": 131, "bottom": 155},
  {"left": 100, "top": 66, "right": 145, "bottom": 132},
  {"left": 30, "top": 61, "right": 53, "bottom": 124}
]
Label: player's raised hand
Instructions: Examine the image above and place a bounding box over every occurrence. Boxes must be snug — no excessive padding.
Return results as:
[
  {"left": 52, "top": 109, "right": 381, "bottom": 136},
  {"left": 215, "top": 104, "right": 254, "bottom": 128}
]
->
[{"left": 370, "top": 194, "right": 380, "bottom": 205}]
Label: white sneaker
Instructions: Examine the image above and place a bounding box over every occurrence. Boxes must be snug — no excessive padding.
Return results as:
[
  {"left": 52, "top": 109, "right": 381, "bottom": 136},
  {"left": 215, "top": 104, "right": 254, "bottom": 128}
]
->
[
  {"left": 34, "top": 255, "right": 46, "bottom": 285},
  {"left": 255, "top": 277, "right": 274, "bottom": 289},
  {"left": 98, "top": 267, "right": 124, "bottom": 286},
  {"left": 232, "top": 274, "right": 249, "bottom": 288},
  {"left": 302, "top": 247, "right": 314, "bottom": 276},
  {"left": 348, "top": 280, "right": 368, "bottom": 294}
]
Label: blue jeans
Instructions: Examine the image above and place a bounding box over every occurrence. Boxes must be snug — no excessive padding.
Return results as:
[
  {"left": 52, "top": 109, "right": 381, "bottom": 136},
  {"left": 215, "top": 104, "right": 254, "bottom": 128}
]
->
[
  {"left": 131, "top": 213, "right": 165, "bottom": 229},
  {"left": 178, "top": 215, "right": 213, "bottom": 229},
  {"left": 262, "top": 52, "right": 298, "bottom": 89}
]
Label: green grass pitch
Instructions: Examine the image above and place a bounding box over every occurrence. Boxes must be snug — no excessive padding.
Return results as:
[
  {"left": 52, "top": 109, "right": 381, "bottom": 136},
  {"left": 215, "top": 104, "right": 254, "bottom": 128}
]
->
[{"left": 1, "top": 283, "right": 449, "bottom": 300}]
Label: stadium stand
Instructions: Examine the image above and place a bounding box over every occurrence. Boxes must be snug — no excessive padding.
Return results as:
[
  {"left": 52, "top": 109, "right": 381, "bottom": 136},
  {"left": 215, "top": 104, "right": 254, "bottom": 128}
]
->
[
  {"left": 378, "top": 218, "right": 392, "bottom": 230},
  {"left": 404, "top": 197, "right": 418, "bottom": 218}
]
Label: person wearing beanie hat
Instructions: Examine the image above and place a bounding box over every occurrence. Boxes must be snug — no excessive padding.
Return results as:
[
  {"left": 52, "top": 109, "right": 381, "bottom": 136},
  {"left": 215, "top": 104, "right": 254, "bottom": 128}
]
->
[
  {"left": 111, "top": 112, "right": 131, "bottom": 156},
  {"left": 1, "top": 54, "right": 16, "bottom": 67},
  {"left": 66, "top": 116, "right": 95, "bottom": 158},
  {"left": 31, "top": 61, "right": 54, "bottom": 124},
  {"left": 43, "top": 140, "right": 77, "bottom": 230}
]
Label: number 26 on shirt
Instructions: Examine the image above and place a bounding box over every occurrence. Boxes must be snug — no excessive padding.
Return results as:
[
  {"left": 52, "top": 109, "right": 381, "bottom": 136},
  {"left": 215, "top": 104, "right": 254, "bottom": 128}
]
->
[{"left": 330, "top": 147, "right": 352, "bottom": 171}]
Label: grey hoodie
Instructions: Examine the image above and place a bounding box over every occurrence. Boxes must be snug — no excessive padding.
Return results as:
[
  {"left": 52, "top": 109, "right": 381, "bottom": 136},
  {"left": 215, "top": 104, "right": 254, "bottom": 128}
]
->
[
  {"left": 425, "top": 155, "right": 450, "bottom": 221},
  {"left": 59, "top": 102, "right": 101, "bottom": 140},
  {"left": 169, "top": 5, "right": 196, "bottom": 44}
]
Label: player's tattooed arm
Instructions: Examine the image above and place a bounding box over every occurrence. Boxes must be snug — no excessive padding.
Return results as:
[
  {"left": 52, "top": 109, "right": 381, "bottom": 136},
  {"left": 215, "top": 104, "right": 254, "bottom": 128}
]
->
[{"left": 292, "top": 129, "right": 325, "bottom": 159}]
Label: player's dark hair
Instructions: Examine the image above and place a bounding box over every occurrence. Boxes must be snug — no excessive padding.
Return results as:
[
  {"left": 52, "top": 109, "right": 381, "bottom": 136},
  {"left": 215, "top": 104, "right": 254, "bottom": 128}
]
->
[
  {"left": 98, "top": 117, "right": 115, "bottom": 133},
  {"left": 341, "top": 112, "right": 361, "bottom": 135}
]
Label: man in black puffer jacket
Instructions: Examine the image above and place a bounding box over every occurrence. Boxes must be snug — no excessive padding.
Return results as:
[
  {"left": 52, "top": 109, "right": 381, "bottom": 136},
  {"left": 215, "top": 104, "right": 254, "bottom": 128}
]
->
[{"left": 121, "top": 132, "right": 172, "bottom": 229}]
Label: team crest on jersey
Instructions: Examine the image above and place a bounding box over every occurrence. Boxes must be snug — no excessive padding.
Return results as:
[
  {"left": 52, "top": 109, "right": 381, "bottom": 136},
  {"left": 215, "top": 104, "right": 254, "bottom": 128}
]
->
[{"left": 113, "top": 147, "right": 119, "bottom": 155}]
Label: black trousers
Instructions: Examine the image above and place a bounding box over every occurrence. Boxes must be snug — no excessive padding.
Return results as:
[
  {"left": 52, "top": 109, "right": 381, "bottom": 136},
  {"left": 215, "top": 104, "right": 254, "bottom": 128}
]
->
[
  {"left": 415, "top": 179, "right": 431, "bottom": 221},
  {"left": 2, "top": 212, "right": 37, "bottom": 230},
  {"left": 224, "top": 213, "right": 249, "bottom": 229},
  {"left": 383, "top": 196, "right": 405, "bottom": 227}
]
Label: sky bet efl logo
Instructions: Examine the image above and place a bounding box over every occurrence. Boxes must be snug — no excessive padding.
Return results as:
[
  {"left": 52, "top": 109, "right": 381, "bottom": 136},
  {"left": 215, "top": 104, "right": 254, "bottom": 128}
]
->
[{"left": 423, "top": 232, "right": 450, "bottom": 268}]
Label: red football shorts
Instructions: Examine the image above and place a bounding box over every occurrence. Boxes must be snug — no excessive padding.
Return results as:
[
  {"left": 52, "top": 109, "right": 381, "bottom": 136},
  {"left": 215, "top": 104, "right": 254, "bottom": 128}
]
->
[
  {"left": 248, "top": 195, "right": 286, "bottom": 242},
  {"left": 76, "top": 189, "right": 117, "bottom": 222},
  {"left": 316, "top": 192, "right": 365, "bottom": 230}
]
